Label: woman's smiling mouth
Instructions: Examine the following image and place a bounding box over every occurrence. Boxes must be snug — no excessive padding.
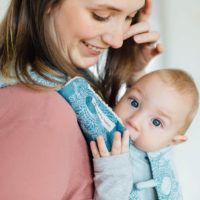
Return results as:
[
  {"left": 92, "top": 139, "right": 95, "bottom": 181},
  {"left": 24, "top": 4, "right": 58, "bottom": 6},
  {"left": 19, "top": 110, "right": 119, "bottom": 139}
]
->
[{"left": 82, "top": 41, "right": 106, "bottom": 54}]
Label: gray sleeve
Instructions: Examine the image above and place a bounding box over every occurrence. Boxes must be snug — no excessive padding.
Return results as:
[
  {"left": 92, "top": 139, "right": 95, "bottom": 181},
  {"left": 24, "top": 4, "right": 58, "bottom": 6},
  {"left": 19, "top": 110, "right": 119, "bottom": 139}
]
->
[{"left": 93, "top": 153, "right": 133, "bottom": 200}]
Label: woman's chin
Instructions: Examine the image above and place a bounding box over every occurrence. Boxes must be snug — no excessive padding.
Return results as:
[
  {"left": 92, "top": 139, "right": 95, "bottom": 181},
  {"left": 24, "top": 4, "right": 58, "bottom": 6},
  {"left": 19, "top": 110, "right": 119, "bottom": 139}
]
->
[{"left": 74, "top": 57, "right": 99, "bottom": 69}]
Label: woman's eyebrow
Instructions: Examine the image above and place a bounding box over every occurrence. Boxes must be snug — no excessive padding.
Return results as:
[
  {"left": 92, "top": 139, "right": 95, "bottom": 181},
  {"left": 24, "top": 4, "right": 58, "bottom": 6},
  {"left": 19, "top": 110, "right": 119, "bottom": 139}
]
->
[
  {"left": 90, "top": 4, "right": 141, "bottom": 13},
  {"left": 90, "top": 4, "right": 122, "bottom": 12}
]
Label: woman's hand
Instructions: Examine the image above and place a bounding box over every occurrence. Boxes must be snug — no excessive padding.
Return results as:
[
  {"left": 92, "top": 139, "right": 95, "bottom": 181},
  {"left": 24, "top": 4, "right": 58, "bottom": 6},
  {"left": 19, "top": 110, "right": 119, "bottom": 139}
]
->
[
  {"left": 90, "top": 131, "right": 129, "bottom": 158},
  {"left": 123, "top": 0, "right": 164, "bottom": 72}
]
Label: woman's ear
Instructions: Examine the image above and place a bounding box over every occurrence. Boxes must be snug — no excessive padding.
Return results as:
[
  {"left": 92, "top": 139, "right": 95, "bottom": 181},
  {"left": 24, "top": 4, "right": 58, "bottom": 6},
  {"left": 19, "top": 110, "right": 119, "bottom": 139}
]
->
[{"left": 170, "top": 134, "right": 187, "bottom": 145}]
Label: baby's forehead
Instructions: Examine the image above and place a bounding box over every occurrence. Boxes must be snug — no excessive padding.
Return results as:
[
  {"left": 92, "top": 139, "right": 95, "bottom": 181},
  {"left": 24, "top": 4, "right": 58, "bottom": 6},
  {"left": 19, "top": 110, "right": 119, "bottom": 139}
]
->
[
  {"left": 128, "top": 81, "right": 190, "bottom": 115},
  {"left": 130, "top": 73, "right": 189, "bottom": 96}
]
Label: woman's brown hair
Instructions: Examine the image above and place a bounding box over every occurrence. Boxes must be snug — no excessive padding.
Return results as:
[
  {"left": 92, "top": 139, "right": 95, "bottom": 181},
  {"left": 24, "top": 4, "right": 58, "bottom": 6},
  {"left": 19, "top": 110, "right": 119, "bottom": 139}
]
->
[
  {"left": 0, "top": 0, "right": 140, "bottom": 107},
  {"left": 0, "top": 0, "right": 81, "bottom": 90}
]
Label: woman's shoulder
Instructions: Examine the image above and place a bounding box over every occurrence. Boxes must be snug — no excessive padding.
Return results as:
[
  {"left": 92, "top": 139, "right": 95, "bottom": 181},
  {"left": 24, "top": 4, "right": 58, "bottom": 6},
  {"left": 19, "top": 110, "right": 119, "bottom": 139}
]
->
[
  {"left": 0, "top": 84, "right": 75, "bottom": 119},
  {"left": 0, "top": 84, "right": 66, "bottom": 106},
  {"left": 0, "top": 85, "right": 94, "bottom": 199},
  {"left": 0, "top": 84, "right": 81, "bottom": 139}
]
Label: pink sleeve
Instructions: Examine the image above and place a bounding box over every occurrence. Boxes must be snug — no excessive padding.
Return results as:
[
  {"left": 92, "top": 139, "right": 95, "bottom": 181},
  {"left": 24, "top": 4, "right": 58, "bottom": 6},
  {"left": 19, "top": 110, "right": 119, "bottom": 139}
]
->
[{"left": 0, "top": 85, "right": 93, "bottom": 200}]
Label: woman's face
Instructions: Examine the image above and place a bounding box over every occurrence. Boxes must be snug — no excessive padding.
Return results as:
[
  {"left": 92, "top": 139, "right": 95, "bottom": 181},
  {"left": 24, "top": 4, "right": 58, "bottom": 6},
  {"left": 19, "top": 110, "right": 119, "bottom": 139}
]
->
[{"left": 50, "top": 0, "right": 145, "bottom": 69}]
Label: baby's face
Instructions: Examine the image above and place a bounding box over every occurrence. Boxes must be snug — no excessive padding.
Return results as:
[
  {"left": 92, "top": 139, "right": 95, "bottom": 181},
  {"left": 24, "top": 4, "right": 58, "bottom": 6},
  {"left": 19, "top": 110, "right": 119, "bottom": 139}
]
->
[{"left": 114, "top": 73, "right": 189, "bottom": 152}]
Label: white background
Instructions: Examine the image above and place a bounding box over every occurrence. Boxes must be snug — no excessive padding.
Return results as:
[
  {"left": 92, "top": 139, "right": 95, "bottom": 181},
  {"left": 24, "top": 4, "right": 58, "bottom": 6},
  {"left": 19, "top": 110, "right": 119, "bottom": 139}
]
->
[{"left": 1, "top": 0, "right": 200, "bottom": 199}]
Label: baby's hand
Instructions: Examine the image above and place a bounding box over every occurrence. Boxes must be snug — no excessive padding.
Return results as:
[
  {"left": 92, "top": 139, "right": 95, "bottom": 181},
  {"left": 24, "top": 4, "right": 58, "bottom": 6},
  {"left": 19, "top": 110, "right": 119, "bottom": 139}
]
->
[{"left": 90, "top": 131, "right": 129, "bottom": 158}]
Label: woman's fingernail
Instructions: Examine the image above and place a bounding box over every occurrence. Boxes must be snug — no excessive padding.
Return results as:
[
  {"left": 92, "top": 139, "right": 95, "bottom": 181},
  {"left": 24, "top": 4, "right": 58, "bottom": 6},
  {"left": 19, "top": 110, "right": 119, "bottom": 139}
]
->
[{"left": 134, "top": 35, "right": 142, "bottom": 42}]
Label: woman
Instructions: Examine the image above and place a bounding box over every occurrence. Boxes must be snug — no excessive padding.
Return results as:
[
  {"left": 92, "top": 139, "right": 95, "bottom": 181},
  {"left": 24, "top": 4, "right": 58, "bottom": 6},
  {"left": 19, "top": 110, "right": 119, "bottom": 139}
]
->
[{"left": 0, "top": 0, "right": 162, "bottom": 199}]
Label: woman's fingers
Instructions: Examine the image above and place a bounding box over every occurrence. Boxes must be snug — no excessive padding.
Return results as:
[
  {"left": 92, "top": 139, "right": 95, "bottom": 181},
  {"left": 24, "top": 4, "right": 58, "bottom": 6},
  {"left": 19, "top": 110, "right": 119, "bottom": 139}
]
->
[
  {"left": 141, "top": 42, "right": 164, "bottom": 60},
  {"left": 124, "top": 21, "right": 160, "bottom": 45},
  {"left": 134, "top": 31, "right": 160, "bottom": 44},
  {"left": 155, "top": 43, "right": 164, "bottom": 55},
  {"left": 123, "top": 21, "right": 150, "bottom": 40},
  {"left": 121, "top": 130, "right": 130, "bottom": 153},
  {"left": 96, "top": 135, "right": 110, "bottom": 157},
  {"left": 111, "top": 132, "right": 122, "bottom": 155},
  {"left": 150, "top": 43, "right": 164, "bottom": 56},
  {"left": 90, "top": 141, "right": 100, "bottom": 158}
]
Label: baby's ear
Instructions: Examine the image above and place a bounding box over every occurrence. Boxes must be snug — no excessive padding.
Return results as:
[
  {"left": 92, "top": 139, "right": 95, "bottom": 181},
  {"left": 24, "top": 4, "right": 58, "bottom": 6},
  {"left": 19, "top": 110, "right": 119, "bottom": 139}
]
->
[{"left": 170, "top": 134, "right": 187, "bottom": 145}]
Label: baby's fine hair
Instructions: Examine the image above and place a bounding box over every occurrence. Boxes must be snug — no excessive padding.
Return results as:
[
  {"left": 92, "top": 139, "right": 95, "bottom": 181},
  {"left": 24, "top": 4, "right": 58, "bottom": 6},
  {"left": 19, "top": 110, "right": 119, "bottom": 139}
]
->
[{"left": 147, "top": 68, "right": 199, "bottom": 132}]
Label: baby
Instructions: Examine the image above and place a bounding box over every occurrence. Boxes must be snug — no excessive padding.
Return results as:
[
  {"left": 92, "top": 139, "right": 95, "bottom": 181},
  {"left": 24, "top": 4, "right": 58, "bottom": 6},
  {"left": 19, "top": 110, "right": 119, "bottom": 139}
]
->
[{"left": 90, "top": 69, "right": 199, "bottom": 200}]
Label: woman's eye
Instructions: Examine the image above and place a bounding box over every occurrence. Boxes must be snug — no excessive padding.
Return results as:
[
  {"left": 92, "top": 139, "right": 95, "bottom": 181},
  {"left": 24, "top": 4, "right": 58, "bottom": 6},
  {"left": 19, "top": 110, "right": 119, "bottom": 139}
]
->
[
  {"left": 130, "top": 99, "right": 139, "bottom": 108},
  {"left": 92, "top": 13, "right": 110, "bottom": 22},
  {"left": 152, "top": 119, "right": 162, "bottom": 127}
]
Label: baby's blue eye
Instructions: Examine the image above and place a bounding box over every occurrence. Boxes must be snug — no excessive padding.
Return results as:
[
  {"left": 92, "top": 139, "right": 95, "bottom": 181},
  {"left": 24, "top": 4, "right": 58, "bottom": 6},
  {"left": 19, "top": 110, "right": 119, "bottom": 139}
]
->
[
  {"left": 152, "top": 119, "right": 161, "bottom": 127},
  {"left": 131, "top": 99, "right": 139, "bottom": 108}
]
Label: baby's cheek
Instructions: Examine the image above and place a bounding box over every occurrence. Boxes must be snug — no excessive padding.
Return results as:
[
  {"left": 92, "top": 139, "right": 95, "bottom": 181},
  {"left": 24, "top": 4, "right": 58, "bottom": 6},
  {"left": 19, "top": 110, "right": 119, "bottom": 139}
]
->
[{"left": 129, "top": 131, "right": 140, "bottom": 141}]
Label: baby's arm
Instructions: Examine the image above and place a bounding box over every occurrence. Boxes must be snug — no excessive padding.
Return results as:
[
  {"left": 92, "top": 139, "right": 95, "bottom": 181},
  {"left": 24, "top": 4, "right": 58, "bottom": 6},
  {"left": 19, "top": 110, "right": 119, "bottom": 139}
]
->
[{"left": 90, "top": 131, "right": 133, "bottom": 200}]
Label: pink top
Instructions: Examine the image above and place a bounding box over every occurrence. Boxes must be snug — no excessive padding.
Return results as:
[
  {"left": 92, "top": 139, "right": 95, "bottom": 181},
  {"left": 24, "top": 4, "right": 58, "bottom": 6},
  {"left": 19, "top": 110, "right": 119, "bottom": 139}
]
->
[{"left": 0, "top": 85, "right": 93, "bottom": 200}]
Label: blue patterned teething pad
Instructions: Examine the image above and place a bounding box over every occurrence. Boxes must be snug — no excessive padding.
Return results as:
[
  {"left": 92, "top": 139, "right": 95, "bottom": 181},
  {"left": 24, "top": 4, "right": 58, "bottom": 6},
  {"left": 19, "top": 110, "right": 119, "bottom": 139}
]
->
[{"left": 58, "top": 76, "right": 125, "bottom": 151}]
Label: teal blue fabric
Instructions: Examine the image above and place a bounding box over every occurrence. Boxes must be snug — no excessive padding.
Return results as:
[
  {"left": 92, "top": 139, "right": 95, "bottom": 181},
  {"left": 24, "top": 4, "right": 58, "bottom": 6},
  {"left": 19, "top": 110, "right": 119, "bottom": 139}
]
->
[
  {"left": 0, "top": 70, "right": 64, "bottom": 88},
  {"left": 129, "top": 144, "right": 183, "bottom": 200},
  {"left": 129, "top": 144, "right": 157, "bottom": 199},
  {"left": 147, "top": 148, "right": 183, "bottom": 199},
  {"left": 58, "top": 77, "right": 125, "bottom": 151}
]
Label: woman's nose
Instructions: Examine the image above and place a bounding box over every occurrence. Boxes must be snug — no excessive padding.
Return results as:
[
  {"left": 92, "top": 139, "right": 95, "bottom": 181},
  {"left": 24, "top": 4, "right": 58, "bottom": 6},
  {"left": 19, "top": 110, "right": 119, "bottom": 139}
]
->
[{"left": 102, "top": 26, "right": 124, "bottom": 49}]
